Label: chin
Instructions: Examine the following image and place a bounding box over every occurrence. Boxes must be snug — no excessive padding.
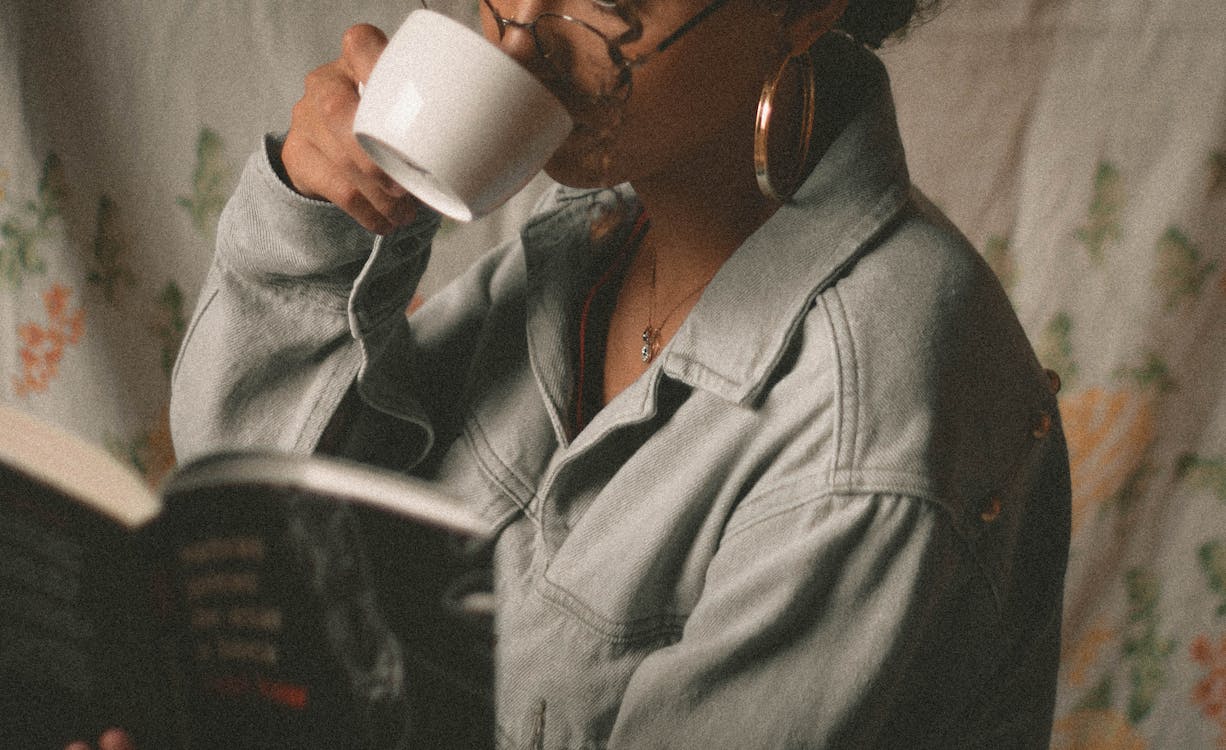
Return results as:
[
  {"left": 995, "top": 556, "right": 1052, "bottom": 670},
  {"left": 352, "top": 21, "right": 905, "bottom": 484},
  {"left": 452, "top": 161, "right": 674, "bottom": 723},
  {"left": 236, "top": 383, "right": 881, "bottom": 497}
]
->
[
  {"left": 542, "top": 127, "right": 626, "bottom": 190},
  {"left": 544, "top": 163, "right": 605, "bottom": 190}
]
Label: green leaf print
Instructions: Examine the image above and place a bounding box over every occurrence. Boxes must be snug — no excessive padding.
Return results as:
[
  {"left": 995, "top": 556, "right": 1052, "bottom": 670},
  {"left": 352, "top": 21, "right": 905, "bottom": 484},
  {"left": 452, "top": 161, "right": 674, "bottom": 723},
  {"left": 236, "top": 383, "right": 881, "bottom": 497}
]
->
[
  {"left": 0, "top": 219, "right": 46, "bottom": 284},
  {"left": 86, "top": 195, "right": 136, "bottom": 303},
  {"left": 1111, "top": 462, "right": 1152, "bottom": 517},
  {"left": 1176, "top": 454, "right": 1226, "bottom": 501},
  {"left": 1038, "top": 312, "right": 1077, "bottom": 390},
  {"left": 1122, "top": 568, "right": 1176, "bottom": 724},
  {"left": 1155, "top": 226, "right": 1217, "bottom": 310},
  {"left": 37, "top": 152, "right": 68, "bottom": 224},
  {"left": 1113, "top": 351, "right": 1176, "bottom": 394},
  {"left": 105, "top": 433, "right": 149, "bottom": 477},
  {"left": 1199, "top": 541, "right": 1226, "bottom": 617},
  {"left": 982, "top": 234, "right": 1015, "bottom": 292},
  {"left": 0, "top": 153, "right": 66, "bottom": 286},
  {"left": 151, "top": 280, "right": 188, "bottom": 378},
  {"left": 1074, "top": 162, "right": 1124, "bottom": 262},
  {"left": 1076, "top": 675, "right": 1115, "bottom": 713},
  {"left": 176, "top": 127, "right": 233, "bottom": 239},
  {"left": 104, "top": 423, "right": 172, "bottom": 483}
]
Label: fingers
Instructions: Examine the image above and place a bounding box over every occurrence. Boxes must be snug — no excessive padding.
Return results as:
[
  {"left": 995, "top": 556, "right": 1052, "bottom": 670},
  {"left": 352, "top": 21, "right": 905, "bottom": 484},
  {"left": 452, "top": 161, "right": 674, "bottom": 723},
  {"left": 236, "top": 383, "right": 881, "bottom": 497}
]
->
[
  {"left": 288, "top": 137, "right": 416, "bottom": 234},
  {"left": 99, "top": 729, "right": 136, "bottom": 750},
  {"left": 63, "top": 728, "right": 135, "bottom": 750},
  {"left": 280, "top": 24, "right": 418, "bottom": 234},
  {"left": 340, "top": 24, "right": 389, "bottom": 87}
]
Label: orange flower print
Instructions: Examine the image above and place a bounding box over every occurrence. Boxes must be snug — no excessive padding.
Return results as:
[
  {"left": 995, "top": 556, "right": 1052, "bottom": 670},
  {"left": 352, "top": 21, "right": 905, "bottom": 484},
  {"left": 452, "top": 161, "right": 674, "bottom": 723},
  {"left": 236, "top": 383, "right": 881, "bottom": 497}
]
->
[
  {"left": 137, "top": 405, "right": 177, "bottom": 486},
  {"left": 13, "top": 283, "right": 85, "bottom": 396},
  {"left": 1051, "top": 709, "right": 1146, "bottom": 750},
  {"left": 1059, "top": 387, "right": 1155, "bottom": 535},
  {"left": 1063, "top": 624, "right": 1117, "bottom": 689},
  {"left": 107, "top": 406, "right": 177, "bottom": 487},
  {"left": 1192, "top": 634, "right": 1226, "bottom": 748}
]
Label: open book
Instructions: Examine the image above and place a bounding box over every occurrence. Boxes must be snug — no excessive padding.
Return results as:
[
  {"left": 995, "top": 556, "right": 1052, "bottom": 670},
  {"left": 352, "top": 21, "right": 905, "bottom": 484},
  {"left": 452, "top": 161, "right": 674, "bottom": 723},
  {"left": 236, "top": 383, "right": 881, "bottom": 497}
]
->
[{"left": 0, "top": 404, "right": 494, "bottom": 750}]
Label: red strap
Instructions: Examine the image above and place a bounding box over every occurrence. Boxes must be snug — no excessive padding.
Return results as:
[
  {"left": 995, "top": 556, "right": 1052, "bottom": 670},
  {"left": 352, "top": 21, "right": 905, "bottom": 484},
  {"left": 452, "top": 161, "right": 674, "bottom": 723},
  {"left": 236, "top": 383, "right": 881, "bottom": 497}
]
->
[{"left": 573, "top": 212, "right": 650, "bottom": 434}]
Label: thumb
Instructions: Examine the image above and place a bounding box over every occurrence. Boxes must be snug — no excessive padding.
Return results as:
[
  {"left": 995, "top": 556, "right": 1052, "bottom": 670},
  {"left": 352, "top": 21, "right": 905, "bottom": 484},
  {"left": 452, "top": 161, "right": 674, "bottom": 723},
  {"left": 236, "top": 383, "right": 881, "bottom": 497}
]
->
[
  {"left": 340, "top": 23, "right": 390, "bottom": 86},
  {"left": 98, "top": 729, "right": 136, "bottom": 750}
]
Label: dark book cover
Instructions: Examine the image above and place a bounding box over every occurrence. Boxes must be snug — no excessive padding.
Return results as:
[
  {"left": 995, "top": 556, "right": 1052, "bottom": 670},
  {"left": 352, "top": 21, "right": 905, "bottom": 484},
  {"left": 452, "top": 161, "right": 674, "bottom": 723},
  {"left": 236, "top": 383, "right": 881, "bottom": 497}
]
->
[
  {"left": 0, "top": 408, "right": 494, "bottom": 750},
  {"left": 158, "top": 454, "right": 495, "bottom": 750}
]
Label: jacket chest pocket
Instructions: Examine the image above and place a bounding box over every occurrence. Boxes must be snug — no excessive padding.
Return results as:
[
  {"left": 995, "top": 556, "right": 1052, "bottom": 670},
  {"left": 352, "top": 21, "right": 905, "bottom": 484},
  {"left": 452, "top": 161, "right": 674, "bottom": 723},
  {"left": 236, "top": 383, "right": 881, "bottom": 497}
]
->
[{"left": 534, "top": 467, "right": 731, "bottom": 643}]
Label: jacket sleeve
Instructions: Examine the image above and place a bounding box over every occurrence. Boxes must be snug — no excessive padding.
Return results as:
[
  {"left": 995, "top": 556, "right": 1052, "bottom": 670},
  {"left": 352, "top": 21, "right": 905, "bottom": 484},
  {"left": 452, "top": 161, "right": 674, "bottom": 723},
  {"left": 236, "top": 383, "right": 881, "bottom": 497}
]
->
[
  {"left": 607, "top": 489, "right": 1058, "bottom": 749},
  {"left": 169, "top": 134, "right": 438, "bottom": 463}
]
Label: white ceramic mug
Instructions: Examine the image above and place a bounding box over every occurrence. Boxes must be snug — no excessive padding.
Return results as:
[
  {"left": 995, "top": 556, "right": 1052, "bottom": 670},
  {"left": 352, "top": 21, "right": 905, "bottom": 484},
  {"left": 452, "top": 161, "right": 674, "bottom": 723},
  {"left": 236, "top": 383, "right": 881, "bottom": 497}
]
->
[{"left": 353, "top": 10, "right": 574, "bottom": 222}]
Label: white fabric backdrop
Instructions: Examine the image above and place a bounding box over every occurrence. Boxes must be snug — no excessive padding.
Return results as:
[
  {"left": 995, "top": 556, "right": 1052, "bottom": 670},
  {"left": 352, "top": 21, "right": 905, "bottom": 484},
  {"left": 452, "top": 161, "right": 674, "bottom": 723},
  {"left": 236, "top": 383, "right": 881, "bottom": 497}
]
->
[{"left": 3, "top": 1, "right": 1224, "bottom": 746}]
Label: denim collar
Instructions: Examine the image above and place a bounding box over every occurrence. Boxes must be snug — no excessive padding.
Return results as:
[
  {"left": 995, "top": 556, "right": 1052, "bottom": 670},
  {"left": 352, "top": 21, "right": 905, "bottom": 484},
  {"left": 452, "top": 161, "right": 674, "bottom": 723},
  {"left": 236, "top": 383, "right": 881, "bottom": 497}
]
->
[{"left": 519, "top": 47, "right": 911, "bottom": 425}]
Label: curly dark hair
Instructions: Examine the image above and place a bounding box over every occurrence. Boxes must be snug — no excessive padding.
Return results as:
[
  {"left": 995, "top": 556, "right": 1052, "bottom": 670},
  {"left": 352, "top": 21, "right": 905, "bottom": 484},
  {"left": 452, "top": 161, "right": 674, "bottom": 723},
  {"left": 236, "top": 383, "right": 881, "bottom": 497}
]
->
[
  {"left": 607, "top": 0, "right": 942, "bottom": 51},
  {"left": 835, "top": 0, "right": 941, "bottom": 48}
]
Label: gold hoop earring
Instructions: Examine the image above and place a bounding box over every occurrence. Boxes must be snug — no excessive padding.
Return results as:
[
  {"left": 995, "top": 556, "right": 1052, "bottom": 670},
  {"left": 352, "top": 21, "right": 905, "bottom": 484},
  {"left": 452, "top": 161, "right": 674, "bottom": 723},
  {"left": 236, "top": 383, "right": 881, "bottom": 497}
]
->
[{"left": 754, "top": 51, "right": 816, "bottom": 202}]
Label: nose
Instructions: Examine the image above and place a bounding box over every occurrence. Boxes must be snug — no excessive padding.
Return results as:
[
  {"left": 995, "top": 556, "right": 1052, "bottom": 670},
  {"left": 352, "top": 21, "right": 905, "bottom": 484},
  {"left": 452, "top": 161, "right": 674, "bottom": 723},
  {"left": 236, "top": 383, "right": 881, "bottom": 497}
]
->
[
  {"left": 481, "top": 0, "right": 549, "bottom": 70},
  {"left": 496, "top": 25, "right": 565, "bottom": 93},
  {"left": 496, "top": 23, "right": 540, "bottom": 69}
]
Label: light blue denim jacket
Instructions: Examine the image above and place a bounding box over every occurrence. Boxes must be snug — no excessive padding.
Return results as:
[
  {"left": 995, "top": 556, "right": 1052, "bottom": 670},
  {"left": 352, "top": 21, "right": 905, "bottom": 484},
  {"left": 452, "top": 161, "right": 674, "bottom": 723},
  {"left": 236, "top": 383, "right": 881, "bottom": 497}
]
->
[{"left": 172, "top": 51, "right": 1070, "bottom": 749}]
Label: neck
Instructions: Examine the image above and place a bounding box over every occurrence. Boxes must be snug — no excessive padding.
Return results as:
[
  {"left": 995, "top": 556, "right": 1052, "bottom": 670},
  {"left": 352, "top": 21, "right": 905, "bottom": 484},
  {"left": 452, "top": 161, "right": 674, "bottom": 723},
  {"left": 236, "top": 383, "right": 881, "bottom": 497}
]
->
[{"left": 630, "top": 138, "right": 779, "bottom": 281}]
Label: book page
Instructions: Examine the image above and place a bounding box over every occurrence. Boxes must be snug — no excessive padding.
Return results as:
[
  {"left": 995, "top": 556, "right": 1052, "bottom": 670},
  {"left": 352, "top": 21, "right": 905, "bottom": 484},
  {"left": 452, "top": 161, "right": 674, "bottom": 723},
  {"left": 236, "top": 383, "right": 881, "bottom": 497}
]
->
[{"left": 0, "top": 405, "right": 160, "bottom": 529}]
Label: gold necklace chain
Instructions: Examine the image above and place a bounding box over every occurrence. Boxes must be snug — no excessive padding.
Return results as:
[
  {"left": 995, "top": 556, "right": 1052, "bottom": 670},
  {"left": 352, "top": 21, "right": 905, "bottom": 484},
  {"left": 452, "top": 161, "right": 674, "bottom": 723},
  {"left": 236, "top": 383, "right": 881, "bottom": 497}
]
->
[{"left": 640, "top": 244, "right": 716, "bottom": 363}]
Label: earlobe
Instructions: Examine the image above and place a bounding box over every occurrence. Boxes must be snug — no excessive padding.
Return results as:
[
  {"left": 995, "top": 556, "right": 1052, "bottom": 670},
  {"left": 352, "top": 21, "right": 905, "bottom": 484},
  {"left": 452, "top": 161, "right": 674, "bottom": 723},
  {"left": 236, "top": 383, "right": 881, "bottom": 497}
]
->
[{"left": 786, "top": 0, "right": 850, "bottom": 55}]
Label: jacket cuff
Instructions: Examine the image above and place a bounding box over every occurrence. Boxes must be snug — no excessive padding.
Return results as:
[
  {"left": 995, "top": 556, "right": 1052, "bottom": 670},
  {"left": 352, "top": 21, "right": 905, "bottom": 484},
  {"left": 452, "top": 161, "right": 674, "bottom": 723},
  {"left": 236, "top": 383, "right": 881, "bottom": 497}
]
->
[{"left": 214, "top": 134, "right": 392, "bottom": 284}]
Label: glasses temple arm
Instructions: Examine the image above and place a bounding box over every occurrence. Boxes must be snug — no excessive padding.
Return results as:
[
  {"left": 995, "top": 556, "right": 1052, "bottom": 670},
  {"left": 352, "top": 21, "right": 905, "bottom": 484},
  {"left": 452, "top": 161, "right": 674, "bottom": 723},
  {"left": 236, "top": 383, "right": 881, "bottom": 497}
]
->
[{"left": 651, "top": 0, "right": 735, "bottom": 54}]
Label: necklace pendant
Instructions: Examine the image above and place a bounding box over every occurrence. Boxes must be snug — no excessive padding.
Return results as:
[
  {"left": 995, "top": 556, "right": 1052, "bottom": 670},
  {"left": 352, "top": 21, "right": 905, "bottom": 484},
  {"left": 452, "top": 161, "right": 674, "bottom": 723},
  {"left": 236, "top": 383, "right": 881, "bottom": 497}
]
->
[{"left": 640, "top": 326, "right": 660, "bottom": 363}]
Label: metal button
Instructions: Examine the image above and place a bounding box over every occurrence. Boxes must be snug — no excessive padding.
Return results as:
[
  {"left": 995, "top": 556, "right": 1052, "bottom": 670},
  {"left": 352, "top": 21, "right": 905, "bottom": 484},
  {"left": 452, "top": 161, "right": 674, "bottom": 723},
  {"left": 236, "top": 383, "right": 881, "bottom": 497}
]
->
[
  {"left": 1032, "top": 410, "right": 1053, "bottom": 439},
  {"left": 1045, "top": 368, "right": 1061, "bottom": 395},
  {"left": 981, "top": 497, "right": 1003, "bottom": 523}
]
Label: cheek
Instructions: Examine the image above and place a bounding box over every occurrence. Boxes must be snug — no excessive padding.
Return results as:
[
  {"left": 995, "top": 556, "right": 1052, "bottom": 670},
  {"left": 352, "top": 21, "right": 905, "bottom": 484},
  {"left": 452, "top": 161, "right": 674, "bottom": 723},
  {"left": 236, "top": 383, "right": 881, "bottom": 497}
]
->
[
  {"left": 479, "top": 10, "right": 499, "bottom": 44},
  {"left": 623, "top": 59, "right": 766, "bottom": 157},
  {"left": 631, "top": 28, "right": 777, "bottom": 134},
  {"left": 542, "top": 25, "right": 779, "bottom": 186}
]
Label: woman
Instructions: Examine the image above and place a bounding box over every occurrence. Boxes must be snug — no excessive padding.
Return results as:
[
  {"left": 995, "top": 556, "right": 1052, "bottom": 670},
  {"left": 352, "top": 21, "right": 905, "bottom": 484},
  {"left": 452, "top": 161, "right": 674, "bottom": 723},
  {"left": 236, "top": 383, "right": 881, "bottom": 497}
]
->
[{"left": 162, "top": 0, "right": 1072, "bottom": 746}]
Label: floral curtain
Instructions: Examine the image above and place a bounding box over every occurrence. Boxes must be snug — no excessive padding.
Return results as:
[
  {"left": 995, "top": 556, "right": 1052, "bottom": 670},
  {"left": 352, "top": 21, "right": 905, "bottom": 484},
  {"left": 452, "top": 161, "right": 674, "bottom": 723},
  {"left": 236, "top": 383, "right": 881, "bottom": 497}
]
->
[
  {"left": 2, "top": 1, "right": 1223, "bottom": 746},
  {"left": 884, "top": 2, "right": 1226, "bottom": 746}
]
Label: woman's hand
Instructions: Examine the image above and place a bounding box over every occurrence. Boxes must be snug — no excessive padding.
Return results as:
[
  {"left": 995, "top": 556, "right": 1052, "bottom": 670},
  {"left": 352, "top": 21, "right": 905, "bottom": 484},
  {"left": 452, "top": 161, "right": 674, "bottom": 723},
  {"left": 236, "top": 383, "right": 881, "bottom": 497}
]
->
[
  {"left": 64, "top": 728, "right": 135, "bottom": 750},
  {"left": 281, "top": 24, "right": 419, "bottom": 234}
]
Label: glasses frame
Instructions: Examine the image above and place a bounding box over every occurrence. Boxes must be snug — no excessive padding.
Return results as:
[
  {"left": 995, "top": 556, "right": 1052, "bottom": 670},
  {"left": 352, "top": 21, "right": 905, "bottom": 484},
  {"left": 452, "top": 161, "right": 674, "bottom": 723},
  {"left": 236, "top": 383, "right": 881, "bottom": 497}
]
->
[{"left": 472, "top": 0, "right": 736, "bottom": 97}]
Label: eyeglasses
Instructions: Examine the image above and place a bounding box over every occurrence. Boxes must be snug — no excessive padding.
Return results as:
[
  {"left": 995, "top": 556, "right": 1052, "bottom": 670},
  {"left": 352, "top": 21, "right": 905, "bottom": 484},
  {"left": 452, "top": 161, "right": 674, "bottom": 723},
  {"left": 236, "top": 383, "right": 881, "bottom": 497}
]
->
[{"left": 424, "top": 0, "right": 735, "bottom": 98}]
